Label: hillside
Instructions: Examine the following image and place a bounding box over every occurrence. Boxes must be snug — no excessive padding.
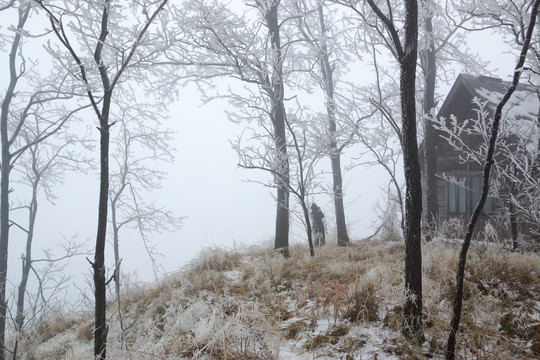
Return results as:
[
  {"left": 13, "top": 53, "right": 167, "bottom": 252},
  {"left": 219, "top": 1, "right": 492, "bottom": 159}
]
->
[{"left": 14, "top": 239, "right": 540, "bottom": 359}]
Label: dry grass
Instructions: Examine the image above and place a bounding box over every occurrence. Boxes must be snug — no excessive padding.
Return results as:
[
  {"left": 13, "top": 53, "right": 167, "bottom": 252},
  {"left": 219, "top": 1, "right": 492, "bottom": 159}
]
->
[
  {"left": 189, "top": 245, "right": 243, "bottom": 272},
  {"left": 421, "top": 240, "right": 540, "bottom": 359},
  {"left": 345, "top": 282, "right": 380, "bottom": 323},
  {"left": 12, "top": 238, "right": 540, "bottom": 359},
  {"left": 35, "top": 311, "right": 80, "bottom": 344}
]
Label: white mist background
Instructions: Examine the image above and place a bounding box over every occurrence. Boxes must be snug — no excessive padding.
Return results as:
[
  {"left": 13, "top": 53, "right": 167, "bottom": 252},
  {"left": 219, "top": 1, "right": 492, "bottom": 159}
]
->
[{"left": 0, "top": 10, "right": 517, "bottom": 307}]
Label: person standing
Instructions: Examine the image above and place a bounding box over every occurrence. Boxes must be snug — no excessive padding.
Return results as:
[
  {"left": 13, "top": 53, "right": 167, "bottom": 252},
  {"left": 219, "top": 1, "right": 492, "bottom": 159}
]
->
[{"left": 310, "top": 203, "right": 325, "bottom": 246}]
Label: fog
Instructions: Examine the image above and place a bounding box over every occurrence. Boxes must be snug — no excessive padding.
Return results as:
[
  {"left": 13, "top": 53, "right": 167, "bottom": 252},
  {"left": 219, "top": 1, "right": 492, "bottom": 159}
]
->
[
  {"left": 7, "top": 80, "right": 390, "bottom": 306},
  {"left": 0, "top": 2, "right": 518, "bottom": 308}
]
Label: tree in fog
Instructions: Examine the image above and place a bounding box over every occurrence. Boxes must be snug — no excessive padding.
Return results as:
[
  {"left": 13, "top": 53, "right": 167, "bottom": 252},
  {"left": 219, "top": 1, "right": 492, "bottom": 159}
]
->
[
  {"left": 36, "top": 1, "right": 169, "bottom": 358},
  {"left": 336, "top": 0, "right": 423, "bottom": 339},
  {"left": 350, "top": 0, "right": 488, "bottom": 239},
  {"left": 354, "top": 109, "right": 405, "bottom": 233},
  {"left": 0, "top": 3, "right": 83, "bottom": 357},
  {"left": 285, "top": 110, "right": 325, "bottom": 256},
  {"left": 233, "top": 103, "right": 326, "bottom": 256},
  {"left": 450, "top": 0, "right": 540, "bottom": 246},
  {"left": 420, "top": 0, "right": 439, "bottom": 233},
  {"left": 441, "top": 1, "right": 540, "bottom": 357},
  {"left": 171, "top": 0, "right": 296, "bottom": 256},
  {"left": 419, "top": 0, "right": 492, "bottom": 235},
  {"left": 109, "top": 96, "right": 182, "bottom": 284},
  {"left": 108, "top": 97, "right": 182, "bottom": 350},
  {"left": 343, "top": 42, "right": 405, "bottom": 234},
  {"left": 10, "top": 132, "right": 89, "bottom": 359},
  {"left": 294, "top": 0, "right": 355, "bottom": 246}
]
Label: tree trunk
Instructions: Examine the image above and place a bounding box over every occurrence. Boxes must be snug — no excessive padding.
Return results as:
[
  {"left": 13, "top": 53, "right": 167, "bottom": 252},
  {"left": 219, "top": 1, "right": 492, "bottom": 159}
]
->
[
  {"left": 110, "top": 194, "right": 129, "bottom": 350},
  {"left": 331, "top": 154, "right": 349, "bottom": 246},
  {"left": 0, "top": 148, "right": 10, "bottom": 360},
  {"left": 92, "top": 3, "right": 113, "bottom": 357},
  {"left": 445, "top": 2, "right": 540, "bottom": 357},
  {"left": 318, "top": 5, "right": 349, "bottom": 246},
  {"left": 94, "top": 98, "right": 111, "bottom": 359},
  {"left": 264, "top": 0, "right": 290, "bottom": 257},
  {"left": 302, "top": 203, "right": 315, "bottom": 256},
  {"left": 509, "top": 180, "right": 519, "bottom": 250},
  {"left": 421, "top": 0, "right": 439, "bottom": 237},
  {"left": 0, "top": 6, "right": 30, "bottom": 359},
  {"left": 35, "top": 1, "right": 167, "bottom": 358},
  {"left": 364, "top": 0, "right": 422, "bottom": 339},
  {"left": 111, "top": 198, "right": 121, "bottom": 287},
  {"left": 401, "top": 0, "right": 423, "bottom": 341},
  {"left": 273, "top": 112, "right": 290, "bottom": 257},
  {"left": 13, "top": 171, "right": 39, "bottom": 360}
]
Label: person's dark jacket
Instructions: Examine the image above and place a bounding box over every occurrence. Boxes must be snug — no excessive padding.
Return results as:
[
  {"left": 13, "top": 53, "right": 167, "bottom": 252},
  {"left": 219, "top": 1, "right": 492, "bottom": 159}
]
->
[{"left": 311, "top": 204, "right": 324, "bottom": 233}]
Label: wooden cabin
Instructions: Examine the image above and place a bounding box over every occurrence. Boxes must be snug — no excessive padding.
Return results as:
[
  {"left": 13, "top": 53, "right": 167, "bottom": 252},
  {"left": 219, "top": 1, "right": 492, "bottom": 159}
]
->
[{"left": 420, "top": 73, "right": 540, "bottom": 238}]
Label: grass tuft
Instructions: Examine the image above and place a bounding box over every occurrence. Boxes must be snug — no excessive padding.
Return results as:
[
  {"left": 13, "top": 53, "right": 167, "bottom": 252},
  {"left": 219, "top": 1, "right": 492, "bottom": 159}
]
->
[{"left": 12, "top": 238, "right": 540, "bottom": 359}]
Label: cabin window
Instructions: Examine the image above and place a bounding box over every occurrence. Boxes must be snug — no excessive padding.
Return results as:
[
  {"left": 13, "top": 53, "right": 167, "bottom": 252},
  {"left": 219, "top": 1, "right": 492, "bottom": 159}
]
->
[
  {"left": 458, "top": 177, "right": 466, "bottom": 213},
  {"left": 448, "top": 176, "right": 492, "bottom": 215},
  {"left": 471, "top": 176, "right": 480, "bottom": 209},
  {"left": 448, "top": 182, "right": 456, "bottom": 212},
  {"left": 448, "top": 177, "right": 466, "bottom": 213}
]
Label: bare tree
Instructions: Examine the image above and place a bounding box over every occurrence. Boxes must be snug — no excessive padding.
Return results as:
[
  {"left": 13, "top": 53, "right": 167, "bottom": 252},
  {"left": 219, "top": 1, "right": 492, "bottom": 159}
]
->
[
  {"left": 294, "top": 0, "right": 353, "bottom": 246},
  {"left": 108, "top": 97, "right": 182, "bottom": 349},
  {"left": 354, "top": 120, "right": 405, "bottom": 232},
  {"left": 0, "top": 4, "right": 85, "bottom": 357},
  {"left": 36, "top": 1, "right": 169, "bottom": 358},
  {"left": 9, "top": 126, "right": 89, "bottom": 359},
  {"left": 336, "top": 0, "right": 423, "bottom": 339},
  {"left": 329, "top": 0, "right": 486, "bottom": 243},
  {"left": 233, "top": 103, "right": 326, "bottom": 256},
  {"left": 238, "top": 0, "right": 291, "bottom": 256},
  {"left": 420, "top": 0, "right": 439, "bottom": 235},
  {"left": 109, "top": 97, "right": 182, "bottom": 286},
  {"left": 9, "top": 234, "right": 86, "bottom": 359},
  {"left": 170, "top": 0, "right": 294, "bottom": 256},
  {"left": 442, "top": 1, "right": 540, "bottom": 357},
  {"left": 0, "top": 8, "right": 33, "bottom": 356},
  {"left": 286, "top": 111, "right": 327, "bottom": 256},
  {"left": 343, "top": 40, "right": 405, "bottom": 233},
  {"left": 419, "top": 0, "right": 492, "bottom": 236}
]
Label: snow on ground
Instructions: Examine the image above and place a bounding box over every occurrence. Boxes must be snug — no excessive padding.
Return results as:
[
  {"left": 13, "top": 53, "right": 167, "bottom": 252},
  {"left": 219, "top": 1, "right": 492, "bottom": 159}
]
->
[{"left": 9, "top": 238, "right": 540, "bottom": 359}]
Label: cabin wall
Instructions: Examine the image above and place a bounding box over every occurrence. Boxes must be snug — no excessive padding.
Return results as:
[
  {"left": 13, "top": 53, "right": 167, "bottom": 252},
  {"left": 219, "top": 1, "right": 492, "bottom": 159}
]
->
[
  {"left": 423, "top": 88, "right": 500, "bottom": 237},
  {"left": 421, "top": 74, "right": 539, "bottom": 242}
]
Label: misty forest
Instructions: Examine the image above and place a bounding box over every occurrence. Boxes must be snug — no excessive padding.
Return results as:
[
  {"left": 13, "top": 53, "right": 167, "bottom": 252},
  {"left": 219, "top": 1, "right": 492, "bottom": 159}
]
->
[{"left": 1, "top": 0, "right": 540, "bottom": 359}]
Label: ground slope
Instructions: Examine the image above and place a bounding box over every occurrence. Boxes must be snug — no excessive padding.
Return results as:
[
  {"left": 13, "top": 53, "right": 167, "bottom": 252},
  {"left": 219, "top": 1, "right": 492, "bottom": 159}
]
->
[{"left": 15, "top": 239, "right": 540, "bottom": 359}]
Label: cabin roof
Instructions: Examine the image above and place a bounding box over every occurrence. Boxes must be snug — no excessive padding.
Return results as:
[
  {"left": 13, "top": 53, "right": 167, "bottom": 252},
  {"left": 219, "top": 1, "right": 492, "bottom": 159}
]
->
[
  {"left": 438, "top": 74, "right": 540, "bottom": 120},
  {"left": 436, "top": 73, "right": 540, "bottom": 155}
]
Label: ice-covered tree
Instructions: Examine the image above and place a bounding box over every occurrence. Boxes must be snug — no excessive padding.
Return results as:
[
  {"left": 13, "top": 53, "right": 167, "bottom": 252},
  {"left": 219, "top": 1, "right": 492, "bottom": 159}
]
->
[
  {"left": 169, "top": 0, "right": 301, "bottom": 256},
  {"left": 36, "top": 0, "right": 170, "bottom": 358},
  {"left": 419, "top": 0, "right": 493, "bottom": 235},
  {"left": 335, "top": 0, "right": 424, "bottom": 340},
  {"left": 294, "top": 0, "right": 355, "bottom": 246},
  {"left": 10, "top": 131, "right": 89, "bottom": 359},
  {"left": 0, "top": 3, "right": 85, "bottom": 357},
  {"left": 109, "top": 95, "right": 182, "bottom": 285},
  {"left": 438, "top": 1, "right": 540, "bottom": 357}
]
